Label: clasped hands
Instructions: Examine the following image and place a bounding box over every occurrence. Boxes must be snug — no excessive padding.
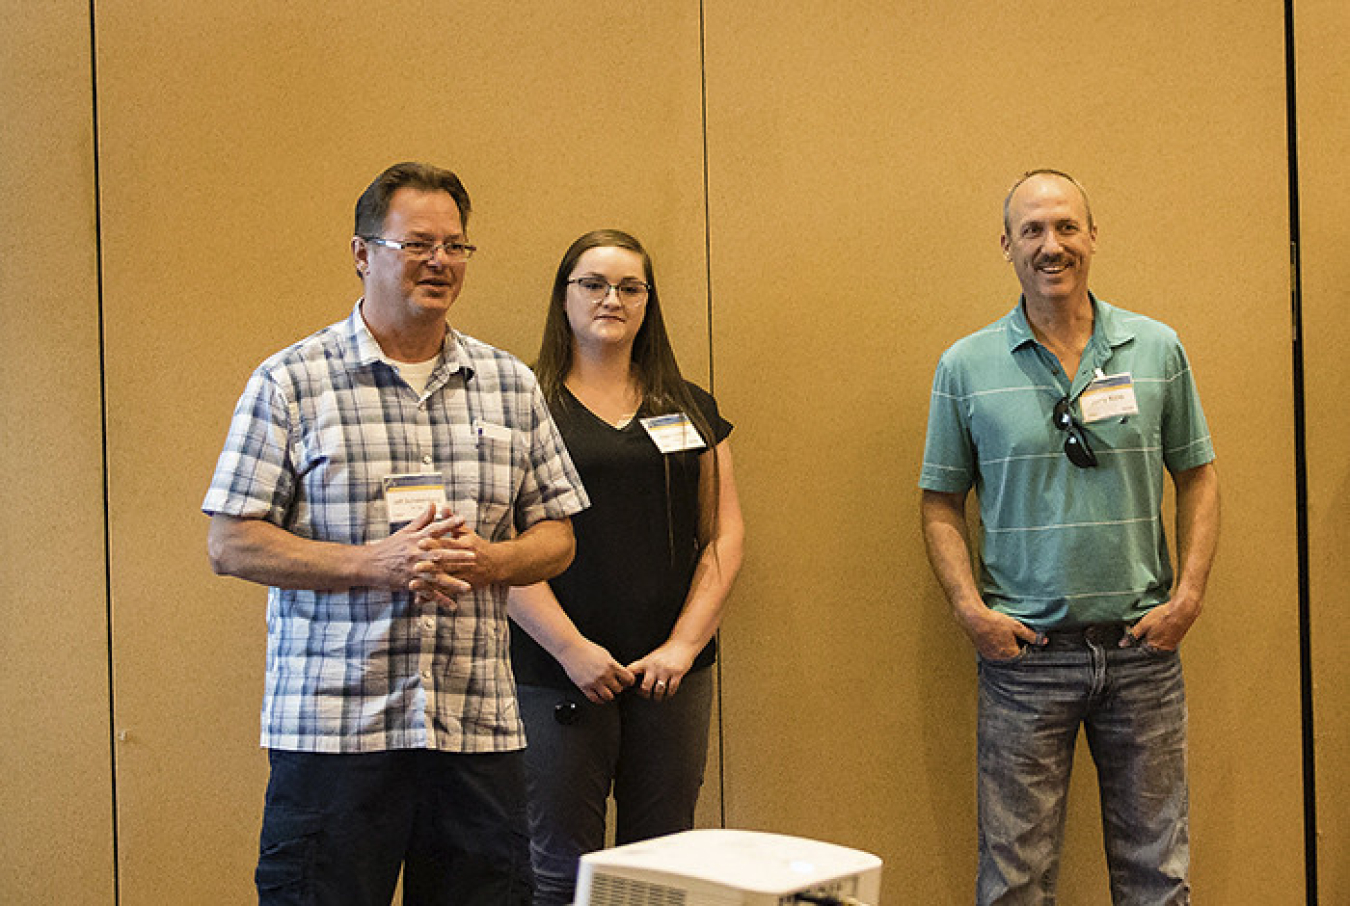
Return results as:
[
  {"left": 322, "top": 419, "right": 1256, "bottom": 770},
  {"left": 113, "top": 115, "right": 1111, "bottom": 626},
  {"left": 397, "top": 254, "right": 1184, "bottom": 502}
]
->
[
  {"left": 373, "top": 504, "right": 496, "bottom": 609},
  {"left": 561, "top": 637, "right": 698, "bottom": 705}
]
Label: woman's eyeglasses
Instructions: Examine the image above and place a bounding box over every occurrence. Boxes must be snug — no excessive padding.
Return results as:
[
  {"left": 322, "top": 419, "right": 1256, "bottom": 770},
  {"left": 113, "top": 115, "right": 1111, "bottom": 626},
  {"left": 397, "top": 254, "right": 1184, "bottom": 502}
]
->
[
  {"left": 1052, "top": 397, "right": 1098, "bottom": 468},
  {"left": 567, "top": 277, "right": 649, "bottom": 305}
]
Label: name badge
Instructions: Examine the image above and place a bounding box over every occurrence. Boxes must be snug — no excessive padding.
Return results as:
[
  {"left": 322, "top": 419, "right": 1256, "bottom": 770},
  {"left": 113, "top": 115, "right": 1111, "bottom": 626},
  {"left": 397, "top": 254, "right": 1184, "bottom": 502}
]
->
[
  {"left": 640, "top": 413, "right": 706, "bottom": 454},
  {"left": 383, "top": 472, "right": 447, "bottom": 531},
  {"left": 1080, "top": 371, "right": 1139, "bottom": 423}
]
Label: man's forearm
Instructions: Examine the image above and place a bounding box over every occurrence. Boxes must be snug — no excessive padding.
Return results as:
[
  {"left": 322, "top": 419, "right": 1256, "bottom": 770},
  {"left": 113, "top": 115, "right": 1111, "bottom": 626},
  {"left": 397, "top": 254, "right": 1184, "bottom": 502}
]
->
[
  {"left": 207, "top": 514, "right": 372, "bottom": 591},
  {"left": 490, "top": 517, "right": 575, "bottom": 587},
  {"left": 1172, "top": 462, "right": 1221, "bottom": 603},
  {"left": 920, "top": 490, "right": 984, "bottom": 616}
]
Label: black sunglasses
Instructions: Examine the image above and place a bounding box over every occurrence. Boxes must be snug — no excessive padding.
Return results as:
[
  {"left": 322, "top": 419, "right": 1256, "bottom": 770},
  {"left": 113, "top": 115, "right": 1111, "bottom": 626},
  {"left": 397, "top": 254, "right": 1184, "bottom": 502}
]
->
[{"left": 1052, "top": 397, "right": 1098, "bottom": 468}]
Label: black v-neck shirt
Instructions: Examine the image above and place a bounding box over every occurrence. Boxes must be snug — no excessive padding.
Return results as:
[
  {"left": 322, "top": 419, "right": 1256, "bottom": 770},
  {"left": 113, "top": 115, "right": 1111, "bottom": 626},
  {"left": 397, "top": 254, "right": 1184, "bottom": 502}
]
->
[{"left": 510, "top": 382, "right": 732, "bottom": 689}]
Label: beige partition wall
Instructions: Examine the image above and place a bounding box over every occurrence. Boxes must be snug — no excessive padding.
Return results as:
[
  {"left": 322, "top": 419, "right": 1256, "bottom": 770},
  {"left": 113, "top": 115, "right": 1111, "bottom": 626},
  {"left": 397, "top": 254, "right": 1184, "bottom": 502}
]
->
[
  {"left": 704, "top": 3, "right": 1301, "bottom": 903},
  {"left": 92, "top": 2, "right": 710, "bottom": 901},
  {"left": 6, "top": 2, "right": 1346, "bottom": 903},
  {"left": 0, "top": 2, "right": 114, "bottom": 904},
  {"left": 1299, "top": 0, "right": 1350, "bottom": 901}
]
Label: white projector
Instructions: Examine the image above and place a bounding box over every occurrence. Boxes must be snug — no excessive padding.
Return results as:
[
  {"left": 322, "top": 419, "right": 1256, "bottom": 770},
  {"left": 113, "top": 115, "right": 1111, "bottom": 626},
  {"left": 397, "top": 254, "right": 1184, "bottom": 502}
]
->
[{"left": 574, "top": 828, "right": 883, "bottom": 906}]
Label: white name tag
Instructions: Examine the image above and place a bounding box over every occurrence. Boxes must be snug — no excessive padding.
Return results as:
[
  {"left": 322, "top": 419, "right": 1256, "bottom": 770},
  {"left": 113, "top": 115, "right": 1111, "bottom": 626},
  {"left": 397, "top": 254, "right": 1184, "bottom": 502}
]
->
[
  {"left": 383, "top": 472, "right": 447, "bottom": 531},
  {"left": 640, "top": 413, "right": 706, "bottom": 454},
  {"left": 1080, "top": 372, "right": 1140, "bottom": 423}
]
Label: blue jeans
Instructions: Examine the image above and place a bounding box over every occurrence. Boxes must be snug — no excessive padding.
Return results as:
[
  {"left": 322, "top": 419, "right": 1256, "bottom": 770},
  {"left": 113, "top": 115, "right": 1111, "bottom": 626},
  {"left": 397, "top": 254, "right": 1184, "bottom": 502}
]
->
[
  {"left": 256, "top": 749, "right": 533, "bottom": 906},
  {"left": 976, "top": 628, "right": 1190, "bottom": 906},
  {"left": 516, "top": 667, "right": 714, "bottom": 906}
]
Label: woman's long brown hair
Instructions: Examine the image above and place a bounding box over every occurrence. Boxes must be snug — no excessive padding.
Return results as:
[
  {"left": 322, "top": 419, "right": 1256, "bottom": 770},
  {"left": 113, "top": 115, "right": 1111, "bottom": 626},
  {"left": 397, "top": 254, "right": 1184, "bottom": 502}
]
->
[{"left": 535, "top": 229, "right": 722, "bottom": 544}]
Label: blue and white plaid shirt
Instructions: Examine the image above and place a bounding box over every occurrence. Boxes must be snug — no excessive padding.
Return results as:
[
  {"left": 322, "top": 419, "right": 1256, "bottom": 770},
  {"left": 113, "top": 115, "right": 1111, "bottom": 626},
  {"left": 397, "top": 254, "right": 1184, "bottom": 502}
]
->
[{"left": 204, "top": 302, "right": 588, "bottom": 753}]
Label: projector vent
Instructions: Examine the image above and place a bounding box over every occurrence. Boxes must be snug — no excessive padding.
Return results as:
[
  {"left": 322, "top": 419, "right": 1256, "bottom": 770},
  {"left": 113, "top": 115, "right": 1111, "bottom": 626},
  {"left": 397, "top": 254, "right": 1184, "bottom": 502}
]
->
[{"left": 589, "top": 873, "right": 689, "bottom": 906}]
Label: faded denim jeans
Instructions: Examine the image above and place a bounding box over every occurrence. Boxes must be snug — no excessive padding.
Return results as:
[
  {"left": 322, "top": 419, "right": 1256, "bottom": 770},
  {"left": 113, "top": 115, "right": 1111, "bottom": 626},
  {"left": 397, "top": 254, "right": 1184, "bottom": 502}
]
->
[{"left": 976, "top": 626, "right": 1190, "bottom": 905}]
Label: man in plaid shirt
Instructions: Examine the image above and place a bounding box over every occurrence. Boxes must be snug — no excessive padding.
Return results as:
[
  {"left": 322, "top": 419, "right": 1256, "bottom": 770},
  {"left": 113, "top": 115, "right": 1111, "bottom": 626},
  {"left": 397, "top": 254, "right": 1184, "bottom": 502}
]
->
[{"left": 204, "top": 162, "right": 588, "bottom": 905}]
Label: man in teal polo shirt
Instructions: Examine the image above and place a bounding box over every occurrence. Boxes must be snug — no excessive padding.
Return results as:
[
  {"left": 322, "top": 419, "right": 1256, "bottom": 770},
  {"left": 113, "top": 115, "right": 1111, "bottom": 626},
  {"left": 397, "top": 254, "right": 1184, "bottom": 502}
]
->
[{"left": 919, "top": 169, "right": 1220, "bottom": 905}]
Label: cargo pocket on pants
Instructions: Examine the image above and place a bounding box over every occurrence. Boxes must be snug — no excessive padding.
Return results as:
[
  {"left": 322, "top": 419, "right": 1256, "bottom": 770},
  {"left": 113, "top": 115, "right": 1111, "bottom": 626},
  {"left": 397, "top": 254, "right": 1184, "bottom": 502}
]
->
[{"left": 255, "top": 807, "right": 323, "bottom": 905}]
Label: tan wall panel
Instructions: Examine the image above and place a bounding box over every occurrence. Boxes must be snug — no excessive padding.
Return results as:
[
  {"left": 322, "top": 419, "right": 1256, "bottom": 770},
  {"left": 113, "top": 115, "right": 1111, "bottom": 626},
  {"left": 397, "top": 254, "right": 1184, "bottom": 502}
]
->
[
  {"left": 93, "top": 2, "right": 710, "bottom": 900},
  {"left": 706, "top": 2, "right": 1299, "bottom": 902},
  {"left": 0, "top": 2, "right": 113, "bottom": 903},
  {"left": 12, "top": 1, "right": 1330, "bottom": 900},
  {"left": 1298, "top": 0, "right": 1350, "bottom": 900}
]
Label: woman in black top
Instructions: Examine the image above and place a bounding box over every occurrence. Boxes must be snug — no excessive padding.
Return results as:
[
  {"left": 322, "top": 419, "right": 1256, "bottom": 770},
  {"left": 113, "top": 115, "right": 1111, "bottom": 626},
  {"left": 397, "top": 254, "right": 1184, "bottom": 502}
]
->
[{"left": 509, "top": 230, "right": 744, "bottom": 906}]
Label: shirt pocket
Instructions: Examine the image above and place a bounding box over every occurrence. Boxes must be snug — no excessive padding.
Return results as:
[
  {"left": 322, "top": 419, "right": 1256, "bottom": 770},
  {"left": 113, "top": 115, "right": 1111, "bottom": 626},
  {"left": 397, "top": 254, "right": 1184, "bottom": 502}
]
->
[{"left": 446, "top": 421, "right": 521, "bottom": 541}]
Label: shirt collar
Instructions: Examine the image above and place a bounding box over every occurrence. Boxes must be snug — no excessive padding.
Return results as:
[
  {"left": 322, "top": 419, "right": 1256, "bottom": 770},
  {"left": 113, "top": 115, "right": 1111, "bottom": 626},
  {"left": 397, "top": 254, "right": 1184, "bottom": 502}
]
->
[
  {"left": 341, "top": 300, "right": 476, "bottom": 383},
  {"left": 1004, "top": 292, "right": 1135, "bottom": 354},
  {"left": 343, "top": 300, "right": 388, "bottom": 367}
]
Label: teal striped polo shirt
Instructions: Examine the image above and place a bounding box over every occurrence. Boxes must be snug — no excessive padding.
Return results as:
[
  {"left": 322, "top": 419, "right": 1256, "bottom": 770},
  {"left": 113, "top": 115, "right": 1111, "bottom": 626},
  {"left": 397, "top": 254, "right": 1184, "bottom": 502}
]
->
[{"left": 919, "top": 296, "right": 1215, "bottom": 628}]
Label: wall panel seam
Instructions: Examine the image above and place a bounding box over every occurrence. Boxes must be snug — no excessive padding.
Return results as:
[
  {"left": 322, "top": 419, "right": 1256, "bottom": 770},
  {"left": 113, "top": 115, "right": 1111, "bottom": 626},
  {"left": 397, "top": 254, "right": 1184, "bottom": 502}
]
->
[
  {"left": 1283, "top": 0, "right": 1316, "bottom": 902},
  {"left": 87, "top": 0, "right": 122, "bottom": 900}
]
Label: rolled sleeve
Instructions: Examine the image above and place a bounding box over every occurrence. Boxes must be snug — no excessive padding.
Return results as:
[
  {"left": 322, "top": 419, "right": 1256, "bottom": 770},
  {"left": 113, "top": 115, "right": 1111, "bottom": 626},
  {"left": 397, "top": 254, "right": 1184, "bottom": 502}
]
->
[
  {"left": 202, "top": 369, "right": 295, "bottom": 524},
  {"left": 919, "top": 356, "right": 976, "bottom": 493},
  {"left": 1161, "top": 341, "right": 1215, "bottom": 474},
  {"left": 512, "top": 384, "right": 589, "bottom": 532}
]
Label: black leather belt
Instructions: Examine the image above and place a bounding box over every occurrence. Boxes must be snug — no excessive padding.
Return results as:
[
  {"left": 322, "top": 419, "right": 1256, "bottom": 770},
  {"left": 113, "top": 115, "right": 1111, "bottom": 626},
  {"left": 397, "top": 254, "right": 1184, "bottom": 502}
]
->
[{"left": 1039, "top": 622, "right": 1134, "bottom": 650}]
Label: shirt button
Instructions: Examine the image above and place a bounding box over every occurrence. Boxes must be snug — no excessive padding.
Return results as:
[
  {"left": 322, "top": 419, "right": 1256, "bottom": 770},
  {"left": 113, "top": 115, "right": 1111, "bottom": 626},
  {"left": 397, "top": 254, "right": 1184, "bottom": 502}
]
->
[
  {"left": 421, "top": 670, "right": 431, "bottom": 680},
  {"left": 422, "top": 454, "right": 434, "bottom": 466},
  {"left": 422, "top": 616, "right": 435, "bottom": 631}
]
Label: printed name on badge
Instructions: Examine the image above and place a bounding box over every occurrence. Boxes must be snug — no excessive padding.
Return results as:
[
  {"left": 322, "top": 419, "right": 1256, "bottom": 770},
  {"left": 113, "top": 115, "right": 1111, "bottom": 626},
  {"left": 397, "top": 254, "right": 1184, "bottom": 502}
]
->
[
  {"left": 640, "top": 413, "right": 706, "bottom": 454},
  {"left": 1080, "top": 372, "right": 1140, "bottom": 423},
  {"left": 383, "top": 472, "right": 447, "bottom": 531}
]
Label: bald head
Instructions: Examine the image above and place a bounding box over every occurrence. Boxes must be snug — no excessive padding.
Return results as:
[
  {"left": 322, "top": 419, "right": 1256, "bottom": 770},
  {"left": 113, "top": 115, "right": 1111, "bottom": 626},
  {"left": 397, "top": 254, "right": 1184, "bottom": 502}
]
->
[{"left": 1003, "top": 169, "right": 1094, "bottom": 236}]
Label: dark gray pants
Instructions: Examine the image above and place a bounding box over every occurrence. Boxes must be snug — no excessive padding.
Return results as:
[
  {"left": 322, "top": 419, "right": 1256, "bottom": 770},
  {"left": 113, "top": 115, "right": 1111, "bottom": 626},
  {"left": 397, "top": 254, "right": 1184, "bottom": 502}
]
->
[{"left": 517, "top": 667, "right": 714, "bottom": 906}]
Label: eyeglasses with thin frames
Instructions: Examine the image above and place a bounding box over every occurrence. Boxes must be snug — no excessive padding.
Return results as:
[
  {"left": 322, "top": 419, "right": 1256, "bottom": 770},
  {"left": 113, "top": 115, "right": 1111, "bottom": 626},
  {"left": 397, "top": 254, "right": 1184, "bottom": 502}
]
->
[
  {"left": 1052, "top": 396, "right": 1098, "bottom": 468},
  {"left": 567, "top": 277, "right": 650, "bottom": 305},
  {"left": 363, "top": 236, "right": 477, "bottom": 262}
]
